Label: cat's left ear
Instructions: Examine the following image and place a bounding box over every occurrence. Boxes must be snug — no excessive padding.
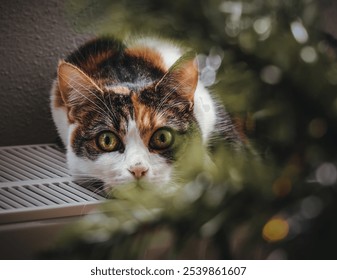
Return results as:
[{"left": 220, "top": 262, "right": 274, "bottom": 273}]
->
[{"left": 155, "top": 52, "right": 198, "bottom": 105}]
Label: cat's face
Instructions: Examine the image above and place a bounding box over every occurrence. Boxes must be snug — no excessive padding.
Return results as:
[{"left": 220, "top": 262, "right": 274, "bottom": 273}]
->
[{"left": 57, "top": 55, "right": 200, "bottom": 194}]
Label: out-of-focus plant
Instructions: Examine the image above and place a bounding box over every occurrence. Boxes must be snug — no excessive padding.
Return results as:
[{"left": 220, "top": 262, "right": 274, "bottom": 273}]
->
[{"left": 45, "top": 0, "right": 337, "bottom": 259}]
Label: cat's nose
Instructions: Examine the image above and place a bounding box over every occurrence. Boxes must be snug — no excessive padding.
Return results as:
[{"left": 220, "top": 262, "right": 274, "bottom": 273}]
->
[{"left": 128, "top": 165, "right": 149, "bottom": 179}]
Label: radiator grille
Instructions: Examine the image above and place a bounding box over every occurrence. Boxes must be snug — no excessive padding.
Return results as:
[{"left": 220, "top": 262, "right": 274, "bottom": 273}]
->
[
  {"left": 0, "top": 144, "right": 105, "bottom": 224},
  {"left": 0, "top": 145, "right": 69, "bottom": 182}
]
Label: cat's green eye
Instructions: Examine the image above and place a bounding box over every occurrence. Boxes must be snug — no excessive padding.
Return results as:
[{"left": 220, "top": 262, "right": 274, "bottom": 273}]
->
[
  {"left": 150, "top": 128, "right": 174, "bottom": 150},
  {"left": 97, "top": 132, "right": 120, "bottom": 152}
]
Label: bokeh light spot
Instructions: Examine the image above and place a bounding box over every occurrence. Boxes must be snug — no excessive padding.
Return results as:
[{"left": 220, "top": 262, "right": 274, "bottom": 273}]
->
[
  {"left": 291, "top": 21, "right": 308, "bottom": 44},
  {"left": 260, "top": 65, "right": 282, "bottom": 85},
  {"left": 219, "top": 1, "right": 243, "bottom": 21},
  {"left": 315, "top": 163, "right": 337, "bottom": 186},
  {"left": 262, "top": 218, "right": 289, "bottom": 242},
  {"left": 301, "top": 196, "right": 323, "bottom": 219},
  {"left": 253, "top": 17, "right": 271, "bottom": 35},
  {"left": 300, "top": 46, "right": 318, "bottom": 63},
  {"left": 206, "top": 54, "right": 222, "bottom": 70},
  {"left": 200, "top": 68, "right": 216, "bottom": 86}
]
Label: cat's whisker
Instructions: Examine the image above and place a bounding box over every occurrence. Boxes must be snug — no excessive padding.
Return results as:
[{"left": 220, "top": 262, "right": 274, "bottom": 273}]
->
[
  {"left": 67, "top": 92, "right": 110, "bottom": 121},
  {"left": 155, "top": 92, "right": 173, "bottom": 112},
  {"left": 68, "top": 70, "right": 119, "bottom": 123},
  {"left": 64, "top": 70, "right": 120, "bottom": 125},
  {"left": 107, "top": 94, "right": 118, "bottom": 123},
  {"left": 69, "top": 175, "right": 116, "bottom": 199},
  {"left": 65, "top": 76, "right": 115, "bottom": 121}
]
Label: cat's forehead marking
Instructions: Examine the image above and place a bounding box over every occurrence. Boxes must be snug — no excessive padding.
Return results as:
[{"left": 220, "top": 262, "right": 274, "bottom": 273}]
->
[
  {"left": 105, "top": 85, "right": 131, "bottom": 95},
  {"left": 131, "top": 100, "right": 166, "bottom": 144}
]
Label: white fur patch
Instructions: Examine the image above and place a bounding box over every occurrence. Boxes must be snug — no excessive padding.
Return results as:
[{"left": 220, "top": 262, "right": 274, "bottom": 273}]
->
[
  {"left": 193, "top": 83, "right": 217, "bottom": 143},
  {"left": 128, "top": 37, "right": 182, "bottom": 69},
  {"left": 50, "top": 81, "right": 68, "bottom": 145}
]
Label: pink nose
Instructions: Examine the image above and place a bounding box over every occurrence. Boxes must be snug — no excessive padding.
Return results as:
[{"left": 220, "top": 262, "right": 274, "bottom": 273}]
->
[{"left": 128, "top": 165, "right": 149, "bottom": 179}]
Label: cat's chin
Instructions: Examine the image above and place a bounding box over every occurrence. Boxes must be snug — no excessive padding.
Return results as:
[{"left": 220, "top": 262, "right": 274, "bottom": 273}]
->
[{"left": 101, "top": 176, "right": 175, "bottom": 198}]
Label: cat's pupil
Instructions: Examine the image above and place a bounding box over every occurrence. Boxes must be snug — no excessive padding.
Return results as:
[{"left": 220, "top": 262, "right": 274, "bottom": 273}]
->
[
  {"left": 159, "top": 133, "right": 166, "bottom": 143},
  {"left": 104, "top": 136, "right": 111, "bottom": 145}
]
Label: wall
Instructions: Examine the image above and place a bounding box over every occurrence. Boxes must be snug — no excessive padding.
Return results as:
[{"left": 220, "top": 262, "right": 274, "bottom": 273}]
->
[
  {"left": 0, "top": 0, "right": 336, "bottom": 146},
  {"left": 0, "top": 0, "right": 91, "bottom": 146}
]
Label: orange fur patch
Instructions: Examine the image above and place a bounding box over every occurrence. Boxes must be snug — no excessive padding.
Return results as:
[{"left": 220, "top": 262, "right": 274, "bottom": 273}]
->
[
  {"left": 126, "top": 46, "right": 167, "bottom": 72},
  {"left": 106, "top": 86, "right": 131, "bottom": 95},
  {"left": 78, "top": 49, "right": 115, "bottom": 76},
  {"left": 132, "top": 94, "right": 165, "bottom": 144}
]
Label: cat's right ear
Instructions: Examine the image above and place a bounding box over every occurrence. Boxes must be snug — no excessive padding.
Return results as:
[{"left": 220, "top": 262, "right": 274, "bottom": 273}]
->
[
  {"left": 155, "top": 52, "right": 198, "bottom": 108},
  {"left": 57, "top": 61, "right": 103, "bottom": 106}
]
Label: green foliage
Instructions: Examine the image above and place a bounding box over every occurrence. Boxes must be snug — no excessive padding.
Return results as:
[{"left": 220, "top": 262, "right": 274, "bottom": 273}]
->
[{"left": 48, "top": 0, "right": 337, "bottom": 259}]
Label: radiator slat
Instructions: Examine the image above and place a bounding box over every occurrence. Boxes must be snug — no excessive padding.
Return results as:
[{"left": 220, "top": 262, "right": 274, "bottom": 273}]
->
[
  {"left": 36, "top": 146, "right": 67, "bottom": 163},
  {"left": 6, "top": 187, "right": 38, "bottom": 207},
  {"left": 0, "top": 171, "right": 17, "bottom": 182},
  {"left": 0, "top": 154, "right": 46, "bottom": 179},
  {"left": 48, "top": 183, "right": 86, "bottom": 203},
  {"left": 2, "top": 187, "right": 36, "bottom": 207},
  {"left": 14, "top": 187, "right": 49, "bottom": 206},
  {"left": 19, "top": 147, "right": 69, "bottom": 173},
  {"left": 1, "top": 150, "right": 64, "bottom": 179},
  {"left": 67, "top": 181, "right": 104, "bottom": 200},
  {"left": 40, "top": 184, "right": 78, "bottom": 203},
  {"left": 27, "top": 185, "right": 66, "bottom": 205},
  {"left": 0, "top": 161, "right": 35, "bottom": 180},
  {"left": 0, "top": 144, "right": 106, "bottom": 224},
  {"left": 60, "top": 182, "right": 101, "bottom": 201},
  {"left": 0, "top": 200, "right": 14, "bottom": 210},
  {"left": 7, "top": 148, "right": 68, "bottom": 177},
  {"left": 0, "top": 189, "right": 26, "bottom": 208}
]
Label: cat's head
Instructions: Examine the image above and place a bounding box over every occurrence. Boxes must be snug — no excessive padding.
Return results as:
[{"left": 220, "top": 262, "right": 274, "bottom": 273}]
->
[{"left": 57, "top": 53, "right": 203, "bottom": 194}]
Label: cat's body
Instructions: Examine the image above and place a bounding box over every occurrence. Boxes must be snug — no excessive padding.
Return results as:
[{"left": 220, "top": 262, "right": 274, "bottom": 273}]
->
[{"left": 51, "top": 37, "right": 241, "bottom": 194}]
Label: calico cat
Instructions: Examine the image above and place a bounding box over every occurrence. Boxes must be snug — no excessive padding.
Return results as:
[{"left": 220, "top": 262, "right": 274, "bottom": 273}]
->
[{"left": 50, "top": 37, "right": 241, "bottom": 194}]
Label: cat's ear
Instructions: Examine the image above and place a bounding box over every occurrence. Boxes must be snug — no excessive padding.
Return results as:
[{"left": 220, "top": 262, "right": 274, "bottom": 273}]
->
[
  {"left": 155, "top": 52, "right": 198, "bottom": 104},
  {"left": 57, "top": 60, "right": 103, "bottom": 106}
]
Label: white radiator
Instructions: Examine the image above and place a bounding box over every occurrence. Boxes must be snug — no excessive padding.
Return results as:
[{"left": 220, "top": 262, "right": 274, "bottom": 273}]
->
[{"left": 0, "top": 144, "right": 106, "bottom": 259}]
